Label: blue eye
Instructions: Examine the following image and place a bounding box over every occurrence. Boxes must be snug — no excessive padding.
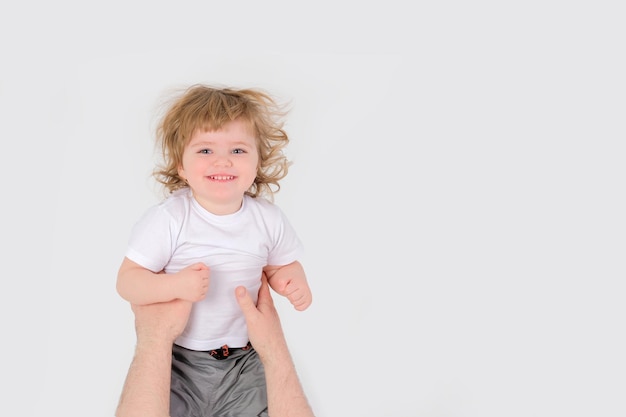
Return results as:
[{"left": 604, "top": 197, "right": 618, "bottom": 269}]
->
[
  {"left": 199, "top": 149, "right": 212, "bottom": 154},
  {"left": 232, "top": 148, "right": 246, "bottom": 154}
]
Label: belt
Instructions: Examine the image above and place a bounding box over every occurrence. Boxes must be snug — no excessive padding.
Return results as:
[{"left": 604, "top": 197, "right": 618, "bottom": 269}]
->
[{"left": 209, "top": 341, "right": 252, "bottom": 360}]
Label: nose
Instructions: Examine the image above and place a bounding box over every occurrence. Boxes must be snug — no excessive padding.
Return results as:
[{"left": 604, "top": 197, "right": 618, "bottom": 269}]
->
[{"left": 213, "top": 153, "right": 233, "bottom": 167}]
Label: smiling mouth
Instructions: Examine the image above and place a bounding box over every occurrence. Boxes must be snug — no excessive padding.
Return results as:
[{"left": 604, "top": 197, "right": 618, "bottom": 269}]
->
[{"left": 208, "top": 175, "right": 235, "bottom": 181}]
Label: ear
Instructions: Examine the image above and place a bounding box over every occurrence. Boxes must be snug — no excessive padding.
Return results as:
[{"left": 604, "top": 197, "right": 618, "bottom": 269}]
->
[{"left": 177, "top": 165, "right": 186, "bottom": 181}]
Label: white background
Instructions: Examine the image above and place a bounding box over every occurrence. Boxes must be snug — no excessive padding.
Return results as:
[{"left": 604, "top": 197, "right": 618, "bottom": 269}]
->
[{"left": 1, "top": 2, "right": 624, "bottom": 416}]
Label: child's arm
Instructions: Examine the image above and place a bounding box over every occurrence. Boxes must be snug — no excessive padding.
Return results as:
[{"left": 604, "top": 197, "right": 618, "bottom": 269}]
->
[
  {"left": 116, "top": 257, "right": 210, "bottom": 305},
  {"left": 264, "top": 261, "right": 312, "bottom": 311}
]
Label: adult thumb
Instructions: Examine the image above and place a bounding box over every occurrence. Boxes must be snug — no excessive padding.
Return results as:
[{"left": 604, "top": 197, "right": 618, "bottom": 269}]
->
[{"left": 235, "top": 286, "right": 254, "bottom": 313}]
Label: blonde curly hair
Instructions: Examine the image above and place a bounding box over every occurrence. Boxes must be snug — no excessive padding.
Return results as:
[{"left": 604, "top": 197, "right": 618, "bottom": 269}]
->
[{"left": 153, "top": 84, "right": 291, "bottom": 201}]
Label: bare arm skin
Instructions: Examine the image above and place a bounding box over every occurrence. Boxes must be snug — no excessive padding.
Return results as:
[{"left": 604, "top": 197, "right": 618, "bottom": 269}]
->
[
  {"left": 116, "top": 257, "right": 209, "bottom": 305},
  {"left": 264, "top": 261, "right": 313, "bottom": 311},
  {"left": 115, "top": 299, "right": 192, "bottom": 417},
  {"left": 236, "top": 276, "right": 315, "bottom": 417},
  {"left": 116, "top": 276, "right": 315, "bottom": 417}
]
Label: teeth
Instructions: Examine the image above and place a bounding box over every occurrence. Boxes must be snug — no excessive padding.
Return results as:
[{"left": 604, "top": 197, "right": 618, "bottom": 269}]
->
[{"left": 210, "top": 175, "right": 234, "bottom": 180}]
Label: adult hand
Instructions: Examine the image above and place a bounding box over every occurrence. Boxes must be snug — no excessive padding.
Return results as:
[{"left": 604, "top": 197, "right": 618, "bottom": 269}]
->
[
  {"left": 235, "top": 275, "right": 287, "bottom": 364},
  {"left": 131, "top": 298, "right": 193, "bottom": 344},
  {"left": 117, "top": 299, "right": 193, "bottom": 417},
  {"left": 236, "top": 275, "right": 316, "bottom": 417}
]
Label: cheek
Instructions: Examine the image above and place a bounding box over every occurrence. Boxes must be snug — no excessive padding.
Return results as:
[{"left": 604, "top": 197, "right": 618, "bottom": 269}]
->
[
  {"left": 178, "top": 156, "right": 192, "bottom": 176},
  {"left": 181, "top": 155, "right": 202, "bottom": 172},
  {"left": 178, "top": 155, "right": 199, "bottom": 178}
]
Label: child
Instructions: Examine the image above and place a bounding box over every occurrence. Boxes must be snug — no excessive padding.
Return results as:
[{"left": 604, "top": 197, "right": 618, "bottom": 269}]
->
[{"left": 116, "top": 84, "right": 312, "bottom": 417}]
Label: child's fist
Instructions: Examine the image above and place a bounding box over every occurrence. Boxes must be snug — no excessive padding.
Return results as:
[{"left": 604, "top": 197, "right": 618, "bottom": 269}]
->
[
  {"left": 271, "top": 275, "right": 312, "bottom": 311},
  {"left": 176, "top": 263, "right": 210, "bottom": 302}
]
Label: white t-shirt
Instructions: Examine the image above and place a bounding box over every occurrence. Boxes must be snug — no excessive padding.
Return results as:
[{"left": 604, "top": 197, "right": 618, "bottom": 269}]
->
[{"left": 125, "top": 188, "right": 303, "bottom": 350}]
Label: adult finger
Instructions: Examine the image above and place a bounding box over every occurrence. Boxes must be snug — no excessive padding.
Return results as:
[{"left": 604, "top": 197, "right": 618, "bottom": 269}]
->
[
  {"left": 255, "top": 274, "right": 275, "bottom": 312},
  {"left": 235, "top": 286, "right": 257, "bottom": 318}
]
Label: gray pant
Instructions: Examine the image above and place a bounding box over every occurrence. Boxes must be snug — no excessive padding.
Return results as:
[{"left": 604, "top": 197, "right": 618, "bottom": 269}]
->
[{"left": 170, "top": 344, "right": 268, "bottom": 417}]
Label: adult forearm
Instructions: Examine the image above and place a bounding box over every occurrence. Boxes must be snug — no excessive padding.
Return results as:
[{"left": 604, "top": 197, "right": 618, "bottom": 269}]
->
[
  {"left": 116, "top": 339, "right": 173, "bottom": 417},
  {"left": 264, "top": 345, "right": 315, "bottom": 417}
]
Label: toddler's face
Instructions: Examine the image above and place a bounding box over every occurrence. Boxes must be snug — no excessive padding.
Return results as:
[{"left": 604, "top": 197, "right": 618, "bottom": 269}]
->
[{"left": 178, "top": 118, "right": 259, "bottom": 215}]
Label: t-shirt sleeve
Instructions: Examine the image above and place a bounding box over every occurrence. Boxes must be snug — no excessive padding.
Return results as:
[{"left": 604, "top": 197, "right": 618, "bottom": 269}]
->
[
  {"left": 267, "top": 208, "right": 304, "bottom": 266},
  {"left": 125, "top": 205, "right": 176, "bottom": 273}
]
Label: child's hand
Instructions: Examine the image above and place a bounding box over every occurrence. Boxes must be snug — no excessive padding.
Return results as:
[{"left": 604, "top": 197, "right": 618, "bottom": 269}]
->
[
  {"left": 174, "top": 263, "right": 210, "bottom": 302},
  {"left": 270, "top": 274, "right": 312, "bottom": 311}
]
